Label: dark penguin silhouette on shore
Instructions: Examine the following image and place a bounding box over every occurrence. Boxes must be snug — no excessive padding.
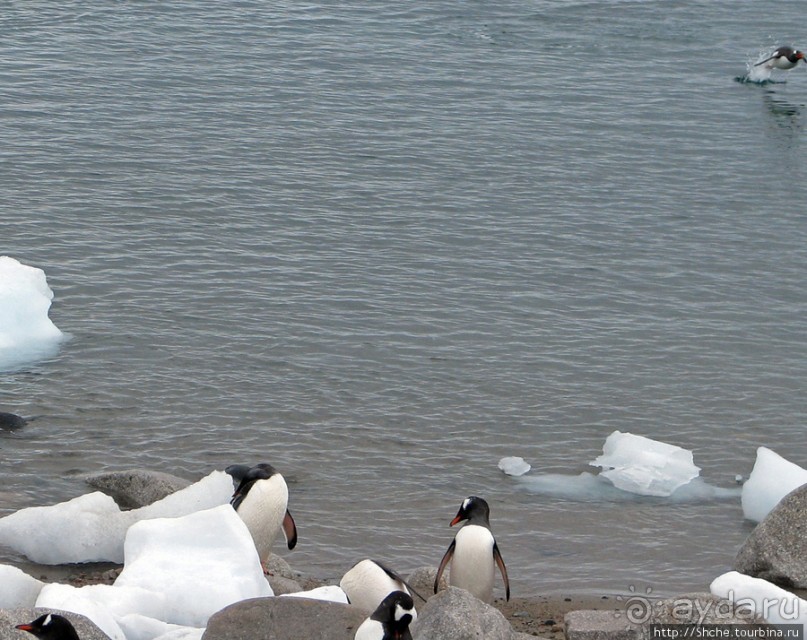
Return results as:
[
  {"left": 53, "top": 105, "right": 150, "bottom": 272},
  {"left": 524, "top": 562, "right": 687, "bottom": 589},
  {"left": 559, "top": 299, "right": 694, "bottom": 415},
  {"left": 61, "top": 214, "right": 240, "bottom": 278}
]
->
[
  {"left": 755, "top": 46, "right": 806, "bottom": 70},
  {"left": 434, "top": 496, "right": 510, "bottom": 603},
  {"left": 16, "top": 613, "right": 80, "bottom": 640},
  {"left": 0, "top": 411, "right": 27, "bottom": 430},
  {"left": 354, "top": 590, "right": 416, "bottom": 640},
  {"left": 228, "top": 463, "right": 298, "bottom": 568}
]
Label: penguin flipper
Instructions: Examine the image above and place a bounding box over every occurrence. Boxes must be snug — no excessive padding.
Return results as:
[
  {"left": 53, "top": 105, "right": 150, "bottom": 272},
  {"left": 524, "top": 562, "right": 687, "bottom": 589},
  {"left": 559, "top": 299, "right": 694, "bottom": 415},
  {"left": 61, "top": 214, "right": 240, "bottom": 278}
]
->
[
  {"left": 434, "top": 539, "right": 455, "bottom": 594},
  {"left": 283, "top": 509, "right": 298, "bottom": 550},
  {"left": 493, "top": 541, "right": 510, "bottom": 601},
  {"left": 754, "top": 55, "right": 775, "bottom": 67},
  {"left": 373, "top": 559, "right": 426, "bottom": 603}
]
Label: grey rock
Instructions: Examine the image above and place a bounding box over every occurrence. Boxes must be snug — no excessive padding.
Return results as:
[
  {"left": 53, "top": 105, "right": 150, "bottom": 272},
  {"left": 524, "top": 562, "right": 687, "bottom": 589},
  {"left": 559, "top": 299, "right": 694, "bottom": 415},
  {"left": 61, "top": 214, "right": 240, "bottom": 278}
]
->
[
  {"left": 646, "top": 592, "right": 763, "bottom": 626},
  {"left": 406, "top": 566, "right": 447, "bottom": 604},
  {"left": 735, "top": 483, "right": 807, "bottom": 588},
  {"left": 267, "top": 575, "right": 303, "bottom": 596},
  {"left": 264, "top": 555, "right": 297, "bottom": 581},
  {"left": 0, "top": 608, "right": 111, "bottom": 640},
  {"left": 411, "top": 586, "right": 515, "bottom": 640},
  {"left": 84, "top": 469, "right": 191, "bottom": 509},
  {"left": 202, "top": 596, "right": 367, "bottom": 640},
  {"left": 564, "top": 610, "right": 638, "bottom": 640}
]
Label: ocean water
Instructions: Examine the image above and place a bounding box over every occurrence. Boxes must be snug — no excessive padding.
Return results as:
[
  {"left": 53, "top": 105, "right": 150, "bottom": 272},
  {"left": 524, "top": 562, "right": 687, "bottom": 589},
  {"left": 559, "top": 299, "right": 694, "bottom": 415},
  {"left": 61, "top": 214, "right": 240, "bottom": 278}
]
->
[{"left": 1, "top": 0, "right": 806, "bottom": 598}]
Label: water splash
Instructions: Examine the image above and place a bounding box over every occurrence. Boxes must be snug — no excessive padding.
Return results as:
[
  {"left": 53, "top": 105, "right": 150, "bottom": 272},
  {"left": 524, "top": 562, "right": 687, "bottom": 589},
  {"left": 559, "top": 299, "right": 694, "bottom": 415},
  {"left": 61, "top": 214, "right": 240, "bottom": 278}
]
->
[{"left": 735, "top": 46, "right": 792, "bottom": 85}]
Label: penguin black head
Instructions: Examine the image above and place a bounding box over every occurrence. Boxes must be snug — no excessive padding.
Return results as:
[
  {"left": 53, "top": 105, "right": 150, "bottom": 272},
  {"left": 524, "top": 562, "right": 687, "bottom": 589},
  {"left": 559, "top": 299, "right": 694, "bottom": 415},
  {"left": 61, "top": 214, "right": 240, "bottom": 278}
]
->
[
  {"left": 371, "top": 590, "right": 415, "bottom": 639},
  {"left": 16, "top": 613, "right": 80, "bottom": 640},
  {"left": 450, "top": 496, "right": 491, "bottom": 528},
  {"left": 229, "top": 463, "right": 280, "bottom": 510},
  {"left": 776, "top": 46, "right": 805, "bottom": 64}
]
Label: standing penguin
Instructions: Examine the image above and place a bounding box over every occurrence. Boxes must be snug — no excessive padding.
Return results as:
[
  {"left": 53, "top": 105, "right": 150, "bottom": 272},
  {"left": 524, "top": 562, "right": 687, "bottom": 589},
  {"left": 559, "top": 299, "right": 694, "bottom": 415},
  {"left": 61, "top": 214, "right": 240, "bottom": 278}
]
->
[
  {"left": 354, "top": 590, "right": 416, "bottom": 640},
  {"left": 16, "top": 613, "right": 80, "bottom": 640},
  {"left": 433, "top": 496, "right": 510, "bottom": 603},
  {"left": 229, "top": 463, "right": 297, "bottom": 567},
  {"left": 340, "top": 558, "right": 423, "bottom": 614}
]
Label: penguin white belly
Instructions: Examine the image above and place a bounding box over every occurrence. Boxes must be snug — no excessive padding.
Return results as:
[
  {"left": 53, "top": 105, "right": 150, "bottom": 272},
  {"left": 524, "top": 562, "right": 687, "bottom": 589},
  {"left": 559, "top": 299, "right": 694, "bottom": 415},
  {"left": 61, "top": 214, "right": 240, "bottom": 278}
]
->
[
  {"left": 449, "top": 525, "right": 495, "bottom": 603},
  {"left": 340, "top": 560, "right": 409, "bottom": 613},
  {"left": 772, "top": 57, "right": 797, "bottom": 70},
  {"left": 235, "top": 475, "right": 288, "bottom": 563},
  {"left": 354, "top": 618, "right": 384, "bottom": 640}
]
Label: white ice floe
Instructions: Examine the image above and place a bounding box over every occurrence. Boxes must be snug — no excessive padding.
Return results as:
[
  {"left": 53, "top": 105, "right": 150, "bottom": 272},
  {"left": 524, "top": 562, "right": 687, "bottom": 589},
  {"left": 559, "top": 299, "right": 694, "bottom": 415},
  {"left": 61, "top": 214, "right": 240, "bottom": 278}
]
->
[
  {"left": 0, "top": 256, "right": 65, "bottom": 371},
  {"left": 504, "top": 430, "right": 739, "bottom": 502},
  {"left": 590, "top": 431, "right": 701, "bottom": 497},
  {"left": 741, "top": 447, "right": 807, "bottom": 523},
  {"left": 115, "top": 504, "right": 273, "bottom": 627},
  {"left": 33, "top": 504, "right": 271, "bottom": 639},
  {"left": 0, "top": 563, "right": 44, "bottom": 608},
  {"left": 0, "top": 470, "right": 234, "bottom": 564},
  {"left": 497, "top": 457, "right": 531, "bottom": 477},
  {"left": 710, "top": 571, "right": 807, "bottom": 629},
  {"left": 281, "top": 585, "right": 349, "bottom": 604}
]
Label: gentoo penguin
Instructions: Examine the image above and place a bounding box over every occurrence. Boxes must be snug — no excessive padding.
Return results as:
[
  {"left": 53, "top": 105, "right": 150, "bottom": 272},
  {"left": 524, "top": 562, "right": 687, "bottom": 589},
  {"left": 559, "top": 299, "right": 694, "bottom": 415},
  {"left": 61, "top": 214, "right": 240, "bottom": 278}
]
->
[
  {"left": 433, "top": 496, "right": 510, "bottom": 603},
  {"left": 340, "top": 559, "right": 424, "bottom": 614},
  {"left": 354, "top": 590, "right": 416, "bottom": 640},
  {"left": 229, "top": 463, "right": 297, "bottom": 567},
  {"left": 755, "top": 46, "right": 806, "bottom": 70},
  {"left": 16, "top": 613, "right": 80, "bottom": 640}
]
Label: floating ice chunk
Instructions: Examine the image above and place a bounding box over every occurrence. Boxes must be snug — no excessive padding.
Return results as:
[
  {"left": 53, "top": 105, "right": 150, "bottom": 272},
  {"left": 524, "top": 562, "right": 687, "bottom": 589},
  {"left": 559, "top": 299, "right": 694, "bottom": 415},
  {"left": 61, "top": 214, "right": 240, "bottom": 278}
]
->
[
  {"left": 0, "top": 256, "right": 65, "bottom": 371},
  {"left": 710, "top": 571, "right": 807, "bottom": 628},
  {"left": 117, "top": 613, "right": 204, "bottom": 640},
  {"left": 498, "top": 457, "right": 531, "bottom": 477},
  {"left": 281, "top": 585, "right": 349, "bottom": 603},
  {"left": 36, "top": 583, "right": 127, "bottom": 640},
  {"left": 0, "top": 491, "right": 127, "bottom": 563},
  {"left": 590, "top": 431, "right": 700, "bottom": 497},
  {"left": 0, "top": 470, "right": 234, "bottom": 564},
  {"left": 0, "top": 564, "right": 44, "bottom": 608},
  {"left": 115, "top": 504, "right": 273, "bottom": 627},
  {"left": 741, "top": 447, "right": 807, "bottom": 522}
]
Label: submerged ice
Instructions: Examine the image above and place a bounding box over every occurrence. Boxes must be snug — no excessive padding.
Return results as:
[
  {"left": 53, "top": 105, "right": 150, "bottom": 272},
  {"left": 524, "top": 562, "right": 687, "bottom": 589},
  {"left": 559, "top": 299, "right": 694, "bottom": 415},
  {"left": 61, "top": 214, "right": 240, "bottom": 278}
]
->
[{"left": 0, "top": 256, "right": 64, "bottom": 371}]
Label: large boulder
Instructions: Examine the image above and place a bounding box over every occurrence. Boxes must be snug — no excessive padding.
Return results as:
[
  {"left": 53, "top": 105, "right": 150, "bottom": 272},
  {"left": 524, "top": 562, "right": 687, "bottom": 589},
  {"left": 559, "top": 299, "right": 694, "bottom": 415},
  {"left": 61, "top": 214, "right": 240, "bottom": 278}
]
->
[
  {"left": 411, "top": 586, "right": 515, "bottom": 640},
  {"left": 201, "top": 596, "right": 367, "bottom": 640},
  {"left": 0, "top": 608, "right": 111, "bottom": 640},
  {"left": 735, "top": 483, "right": 807, "bottom": 588},
  {"left": 406, "top": 566, "right": 447, "bottom": 604},
  {"left": 85, "top": 470, "right": 191, "bottom": 509}
]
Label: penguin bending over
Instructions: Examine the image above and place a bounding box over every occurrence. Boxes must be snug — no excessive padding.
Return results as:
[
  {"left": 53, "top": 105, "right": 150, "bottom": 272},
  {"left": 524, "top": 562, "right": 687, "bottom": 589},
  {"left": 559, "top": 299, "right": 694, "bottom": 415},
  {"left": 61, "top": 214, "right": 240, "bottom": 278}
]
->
[
  {"left": 354, "top": 590, "right": 416, "bottom": 640},
  {"left": 229, "top": 462, "right": 297, "bottom": 567},
  {"left": 340, "top": 558, "right": 424, "bottom": 614},
  {"left": 434, "top": 496, "right": 510, "bottom": 603},
  {"left": 16, "top": 613, "right": 80, "bottom": 640}
]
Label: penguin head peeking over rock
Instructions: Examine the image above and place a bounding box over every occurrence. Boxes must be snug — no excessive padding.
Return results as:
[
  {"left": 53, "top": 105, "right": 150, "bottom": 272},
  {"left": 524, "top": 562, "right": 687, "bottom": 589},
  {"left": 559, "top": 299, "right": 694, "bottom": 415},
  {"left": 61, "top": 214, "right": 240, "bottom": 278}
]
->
[
  {"left": 16, "top": 613, "right": 80, "bottom": 640},
  {"left": 354, "top": 590, "right": 416, "bottom": 640}
]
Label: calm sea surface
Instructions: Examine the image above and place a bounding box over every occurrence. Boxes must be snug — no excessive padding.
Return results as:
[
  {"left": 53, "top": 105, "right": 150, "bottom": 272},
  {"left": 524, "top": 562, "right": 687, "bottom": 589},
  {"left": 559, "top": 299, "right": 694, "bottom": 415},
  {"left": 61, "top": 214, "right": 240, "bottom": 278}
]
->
[{"left": 1, "top": 0, "right": 806, "bottom": 597}]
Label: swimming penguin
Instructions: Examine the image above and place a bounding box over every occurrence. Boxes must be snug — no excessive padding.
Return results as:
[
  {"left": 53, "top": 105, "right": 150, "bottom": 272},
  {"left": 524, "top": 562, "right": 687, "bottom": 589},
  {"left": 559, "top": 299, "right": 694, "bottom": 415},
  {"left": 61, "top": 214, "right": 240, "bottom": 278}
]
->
[
  {"left": 433, "top": 496, "right": 510, "bottom": 603},
  {"left": 354, "top": 590, "right": 416, "bottom": 640},
  {"left": 755, "top": 46, "right": 806, "bottom": 70},
  {"left": 340, "top": 559, "right": 424, "bottom": 614},
  {"left": 16, "top": 613, "right": 80, "bottom": 640},
  {"left": 230, "top": 463, "right": 297, "bottom": 567},
  {"left": 0, "top": 411, "right": 27, "bottom": 430}
]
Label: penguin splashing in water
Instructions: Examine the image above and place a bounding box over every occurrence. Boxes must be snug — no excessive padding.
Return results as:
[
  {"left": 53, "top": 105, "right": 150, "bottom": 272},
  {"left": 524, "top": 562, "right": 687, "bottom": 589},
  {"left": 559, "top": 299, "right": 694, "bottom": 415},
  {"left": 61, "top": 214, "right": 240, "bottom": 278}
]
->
[
  {"left": 228, "top": 463, "right": 298, "bottom": 569},
  {"left": 755, "top": 46, "right": 806, "bottom": 70},
  {"left": 434, "top": 496, "right": 510, "bottom": 603}
]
